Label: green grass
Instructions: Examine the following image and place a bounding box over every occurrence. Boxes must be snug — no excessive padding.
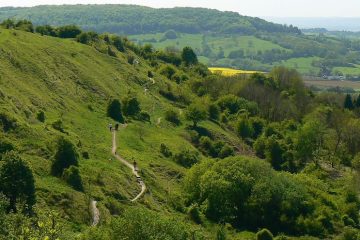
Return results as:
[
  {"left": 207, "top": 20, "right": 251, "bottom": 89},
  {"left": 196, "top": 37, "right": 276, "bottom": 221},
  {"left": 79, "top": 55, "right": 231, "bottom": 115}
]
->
[
  {"left": 334, "top": 64, "right": 360, "bottom": 76},
  {"left": 0, "top": 28, "right": 252, "bottom": 237},
  {"left": 275, "top": 57, "right": 321, "bottom": 75}
]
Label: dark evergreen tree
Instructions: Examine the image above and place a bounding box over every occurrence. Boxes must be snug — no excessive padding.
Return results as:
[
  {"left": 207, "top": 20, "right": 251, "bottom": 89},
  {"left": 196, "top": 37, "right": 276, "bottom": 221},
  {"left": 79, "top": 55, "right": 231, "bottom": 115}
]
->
[
  {"left": 344, "top": 94, "right": 354, "bottom": 110},
  {"left": 0, "top": 151, "right": 35, "bottom": 213},
  {"left": 181, "top": 47, "right": 198, "bottom": 66},
  {"left": 355, "top": 94, "right": 360, "bottom": 108},
  {"left": 122, "top": 97, "right": 141, "bottom": 117},
  {"left": 107, "top": 99, "right": 125, "bottom": 123},
  {"left": 51, "top": 138, "right": 79, "bottom": 177}
]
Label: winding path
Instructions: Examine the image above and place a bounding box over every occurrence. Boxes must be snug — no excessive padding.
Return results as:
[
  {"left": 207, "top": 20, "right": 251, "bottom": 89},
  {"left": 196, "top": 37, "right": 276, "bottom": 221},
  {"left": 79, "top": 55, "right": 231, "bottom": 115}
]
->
[{"left": 112, "top": 129, "right": 146, "bottom": 202}]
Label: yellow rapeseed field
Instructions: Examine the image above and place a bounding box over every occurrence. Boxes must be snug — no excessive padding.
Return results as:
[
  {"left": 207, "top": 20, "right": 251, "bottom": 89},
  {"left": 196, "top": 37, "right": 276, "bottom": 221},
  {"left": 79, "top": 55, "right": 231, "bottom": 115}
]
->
[{"left": 209, "top": 67, "right": 259, "bottom": 76}]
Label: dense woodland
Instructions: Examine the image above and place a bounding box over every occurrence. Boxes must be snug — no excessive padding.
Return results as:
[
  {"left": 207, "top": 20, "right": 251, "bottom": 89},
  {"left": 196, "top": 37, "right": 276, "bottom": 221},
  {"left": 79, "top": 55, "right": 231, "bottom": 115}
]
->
[
  {"left": 1, "top": 19, "right": 360, "bottom": 239},
  {"left": 1, "top": 5, "right": 360, "bottom": 76}
]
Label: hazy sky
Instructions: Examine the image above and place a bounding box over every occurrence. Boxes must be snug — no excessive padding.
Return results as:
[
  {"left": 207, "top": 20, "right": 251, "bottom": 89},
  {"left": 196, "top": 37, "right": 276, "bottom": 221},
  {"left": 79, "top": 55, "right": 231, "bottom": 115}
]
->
[{"left": 1, "top": 0, "right": 360, "bottom": 17}]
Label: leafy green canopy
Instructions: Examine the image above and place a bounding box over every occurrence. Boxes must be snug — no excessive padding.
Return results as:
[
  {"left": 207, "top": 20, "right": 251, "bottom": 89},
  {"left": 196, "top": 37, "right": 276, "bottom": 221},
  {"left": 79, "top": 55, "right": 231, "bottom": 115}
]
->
[
  {"left": 0, "top": 151, "right": 35, "bottom": 213},
  {"left": 184, "top": 156, "right": 345, "bottom": 236}
]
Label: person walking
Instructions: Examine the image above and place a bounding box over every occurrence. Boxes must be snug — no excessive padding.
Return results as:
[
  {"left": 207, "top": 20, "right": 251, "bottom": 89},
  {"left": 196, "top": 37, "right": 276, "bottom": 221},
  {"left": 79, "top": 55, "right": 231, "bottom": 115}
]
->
[{"left": 109, "top": 123, "right": 113, "bottom": 132}]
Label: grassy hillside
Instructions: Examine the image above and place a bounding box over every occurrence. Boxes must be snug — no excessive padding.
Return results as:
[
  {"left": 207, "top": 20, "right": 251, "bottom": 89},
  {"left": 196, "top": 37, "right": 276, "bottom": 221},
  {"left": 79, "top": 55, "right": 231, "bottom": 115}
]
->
[
  {"left": 1, "top": 24, "right": 360, "bottom": 239},
  {"left": 2, "top": 5, "right": 360, "bottom": 76}
]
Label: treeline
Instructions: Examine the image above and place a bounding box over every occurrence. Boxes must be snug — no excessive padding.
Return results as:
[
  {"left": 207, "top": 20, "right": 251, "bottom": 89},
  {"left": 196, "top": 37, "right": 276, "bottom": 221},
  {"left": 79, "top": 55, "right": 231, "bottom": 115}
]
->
[{"left": 0, "top": 5, "right": 301, "bottom": 35}]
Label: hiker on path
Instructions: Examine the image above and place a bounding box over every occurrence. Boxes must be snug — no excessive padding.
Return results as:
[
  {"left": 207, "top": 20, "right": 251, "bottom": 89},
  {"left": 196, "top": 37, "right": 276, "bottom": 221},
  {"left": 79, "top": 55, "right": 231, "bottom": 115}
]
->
[
  {"left": 133, "top": 160, "right": 137, "bottom": 171},
  {"left": 109, "top": 123, "right": 112, "bottom": 132},
  {"left": 115, "top": 123, "right": 119, "bottom": 131}
]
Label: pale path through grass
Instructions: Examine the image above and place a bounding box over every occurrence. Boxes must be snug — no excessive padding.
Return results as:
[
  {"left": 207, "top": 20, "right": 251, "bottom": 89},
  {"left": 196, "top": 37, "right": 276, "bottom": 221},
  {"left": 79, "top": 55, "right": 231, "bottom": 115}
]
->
[
  {"left": 112, "top": 126, "right": 146, "bottom": 202},
  {"left": 90, "top": 200, "right": 100, "bottom": 226}
]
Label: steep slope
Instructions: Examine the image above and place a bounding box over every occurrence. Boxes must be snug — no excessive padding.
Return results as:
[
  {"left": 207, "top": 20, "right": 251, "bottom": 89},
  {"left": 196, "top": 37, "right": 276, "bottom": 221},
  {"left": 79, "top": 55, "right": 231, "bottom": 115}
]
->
[{"left": 0, "top": 27, "right": 244, "bottom": 234}]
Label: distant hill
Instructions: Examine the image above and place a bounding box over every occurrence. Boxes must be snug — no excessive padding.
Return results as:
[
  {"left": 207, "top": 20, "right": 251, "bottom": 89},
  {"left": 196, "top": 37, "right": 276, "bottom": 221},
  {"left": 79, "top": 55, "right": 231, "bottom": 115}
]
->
[
  {"left": 1, "top": 5, "right": 360, "bottom": 76},
  {"left": 0, "top": 5, "right": 300, "bottom": 35},
  {"left": 266, "top": 17, "right": 360, "bottom": 31}
]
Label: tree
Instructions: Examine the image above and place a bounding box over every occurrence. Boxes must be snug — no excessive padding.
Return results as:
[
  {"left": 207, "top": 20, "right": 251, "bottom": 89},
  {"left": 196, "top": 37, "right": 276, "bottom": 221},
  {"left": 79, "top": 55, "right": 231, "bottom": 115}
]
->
[
  {"left": 112, "top": 36, "right": 125, "bottom": 52},
  {"left": 62, "top": 166, "right": 83, "bottom": 191},
  {"left": 122, "top": 97, "right": 141, "bottom": 117},
  {"left": 37, "top": 111, "right": 45, "bottom": 123},
  {"left": 344, "top": 94, "right": 354, "bottom": 110},
  {"left": 57, "top": 25, "right": 82, "bottom": 38},
  {"left": 185, "top": 104, "right": 208, "bottom": 127},
  {"left": 355, "top": 94, "right": 360, "bottom": 108},
  {"left": 181, "top": 47, "right": 198, "bottom": 66},
  {"left": 35, "top": 25, "right": 57, "bottom": 36},
  {"left": 107, "top": 99, "right": 125, "bottom": 123},
  {"left": 237, "top": 118, "right": 254, "bottom": 139},
  {"left": 0, "top": 151, "right": 35, "bottom": 213},
  {"left": 208, "top": 104, "right": 220, "bottom": 121},
  {"left": 51, "top": 137, "right": 79, "bottom": 177}
]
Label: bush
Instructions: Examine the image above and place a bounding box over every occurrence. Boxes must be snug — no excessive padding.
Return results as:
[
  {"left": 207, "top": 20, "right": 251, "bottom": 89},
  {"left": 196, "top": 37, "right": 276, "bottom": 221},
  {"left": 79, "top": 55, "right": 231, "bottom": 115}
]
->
[
  {"left": 159, "top": 65, "right": 177, "bottom": 80},
  {"left": 160, "top": 143, "right": 172, "bottom": 158},
  {"left": 36, "top": 25, "right": 57, "bottom": 36},
  {"left": 165, "top": 109, "right": 181, "bottom": 125},
  {"left": 76, "top": 31, "right": 99, "bottom": 44},
  {"left": 52, "top": 120, "right": 65, "bottom": 133},
  {"left": 185, "top": 104, "right": 208, "bottom": 127},
  {"left": 36, "top": 111, "right": 45, "bottom": 123},
  {"left": 62, "top": 166, "right": 83, "bottom": 191},
  {"left": 0, "top": 113, "right": 17, "bottom": 132},
  {"left": 82, "top": 152, "right": 90, "bottom": 159},
  {"left": 219, "top": 144, "right": 234, "bottom": 159},
  {"left": 173, "top": 149, "right": 199, "bottom": 168},
  {"left": 0, "top": 139, "right": 14, "bottom": 159},
  {"left": 112, "top": 36, "right": 125, "bottom": 52},
  {"left": 51, "top": 137, "right": 79, "bottom": 177},
  {"left": 122, "top": 97, "right": 141, "bottom": 117},
  {"left": 256, "top": 229, "right": 273, "bottom": 240},
  {"left": 57, "top": 25, "right": 82, "bottom": 38},
  {"left": 237, "top": 118, "right": 254, "bottom": 139},
  {"left": 188, "top": 204, "right": 202, "bottom": 224},
  {"left": 139, "top": 111, "right": 151, "bottom": 122},
  {"left": 107, "top": 99, "right": 125, "bottom": 123},
  {"left": 208, "top": 104, "right": 220, "bottom": 121}
]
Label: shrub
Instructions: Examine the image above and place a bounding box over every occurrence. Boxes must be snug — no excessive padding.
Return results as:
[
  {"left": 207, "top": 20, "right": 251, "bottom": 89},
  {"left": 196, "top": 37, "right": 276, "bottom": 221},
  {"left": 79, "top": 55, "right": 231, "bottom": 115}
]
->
[
  {"left": 160, "top": 143, "right": 172, "bottom": 158},
  {"left": 219, "top": 144, "right": 234, "bottom": 159},
  {"left": 173, "top": 149, "right": 199, "bottom": 168},
  {"left": 256, "top": 229, "right": 273, "bottom": 240},
  {"left": 0, "top": 139, "right": 14, "bottom": 159},
  {"left": 36, "top": 25, "right": 57, "bottom": 36},
  {"left": 148, "top": 71, "right": 154, "bottom": 78},
  {"left": 237, "top": 118, "right": 254, "bottom": 139},
  {"left": 76, "top": 31, "right": 99, "bottom": 44},
  {"left": 112, "top": 36, "right": 125, "bottom": 52},
  {"left": 185, "top": 104, "right": 208, "bottom": 127},
  {"left": 159, "top": 65, "right": 177, "bottom": 80},
  {"left": 122, "top": 97, "right": 141, "bottom": 117},
  {"left": 139, "top": 111, "right": 150, "bottom": 122},
  {"left": 62, "top": 166, "right": 83, "bottom": 191},
  {"left": 208, "top": 104, "right": 220, "bottom": 121},
  {"left": 52, "top": 120, "right": 65, "bottom": 133},
  {"left": 82, "top": 152, "right": 90, "bottom": 159},
  {"left": 127, "top": 55, "right": 135, "bottom": 64},
  {"left": 107, "top": 99, "right": 124, "bottom": 123},
  {"left": 188, "top": 204, "right": 202, "bottom": 224},
  {"left": 57, "top": 25, "right": 82, "bottom": 38},
  {"left": 36, "top": 111, "right": 45, "bottom": 123},
  {"left": 51, "top": 137, "right": 79, "bottom": 177},
  {"left": 165, "top": 109, "right": 181, "bottom": 125},
  {"left": 0, "top": 113, "right": 17, "bottom": 132}
]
